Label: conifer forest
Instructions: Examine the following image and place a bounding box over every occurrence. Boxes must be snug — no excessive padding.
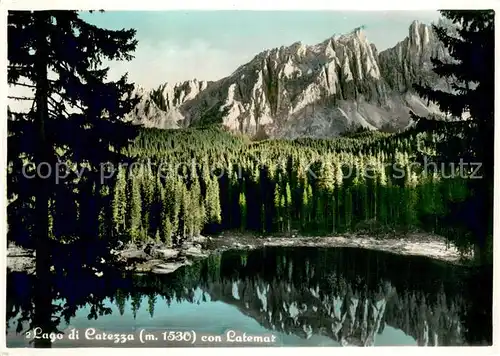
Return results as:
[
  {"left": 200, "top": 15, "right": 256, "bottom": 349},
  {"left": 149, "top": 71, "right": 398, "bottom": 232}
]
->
[
  {"left": 9, "top": 122, "right": 491, "bottom": 258},
  {"left": 107, "top": 126, "right": 480, "bottom": 251}
]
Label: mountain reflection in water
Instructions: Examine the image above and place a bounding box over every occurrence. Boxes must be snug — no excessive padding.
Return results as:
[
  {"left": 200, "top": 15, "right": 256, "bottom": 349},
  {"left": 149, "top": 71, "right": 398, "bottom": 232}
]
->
[{"left": 6, "top": 247, "right": 492, "bottom": 347}]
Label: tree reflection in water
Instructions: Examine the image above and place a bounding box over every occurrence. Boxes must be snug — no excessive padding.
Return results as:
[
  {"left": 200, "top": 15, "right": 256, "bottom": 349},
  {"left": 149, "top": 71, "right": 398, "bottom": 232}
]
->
[{"left": 6, "top": 247, "right": 492, "bottom": 347}]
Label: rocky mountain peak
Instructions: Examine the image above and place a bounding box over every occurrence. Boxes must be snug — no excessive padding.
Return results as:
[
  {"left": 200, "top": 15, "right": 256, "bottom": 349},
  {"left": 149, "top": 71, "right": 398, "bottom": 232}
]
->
[
  {"left": 339, "top": 25, "right": 369, "bottom": 42},
  {"left": 409, "top": 20, "right": 435, "bottom": 56},
  {"left": 129, "top": 20, "right": 451, "bottom": 138},
  {"left": 378, "top": 21, "right": 448, "bottom": 93}
]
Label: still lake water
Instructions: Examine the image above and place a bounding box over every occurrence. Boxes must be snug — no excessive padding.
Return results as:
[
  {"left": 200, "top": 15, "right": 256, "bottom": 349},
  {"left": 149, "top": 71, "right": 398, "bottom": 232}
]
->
[{"left": 6, "top": 247, "right": 492, "bottom": 347}]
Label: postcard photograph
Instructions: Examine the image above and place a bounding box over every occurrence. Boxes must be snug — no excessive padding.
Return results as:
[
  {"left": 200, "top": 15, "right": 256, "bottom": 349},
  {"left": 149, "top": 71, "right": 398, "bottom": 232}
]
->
[{"left": 3, "top": 6, "right": 496, "bottom": 350}]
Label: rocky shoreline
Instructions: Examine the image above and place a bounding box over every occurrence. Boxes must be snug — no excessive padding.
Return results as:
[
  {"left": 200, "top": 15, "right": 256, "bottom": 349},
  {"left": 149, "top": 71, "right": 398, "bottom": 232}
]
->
[{"left": 6, "top": 232, "right": 464, "bottom": 275}]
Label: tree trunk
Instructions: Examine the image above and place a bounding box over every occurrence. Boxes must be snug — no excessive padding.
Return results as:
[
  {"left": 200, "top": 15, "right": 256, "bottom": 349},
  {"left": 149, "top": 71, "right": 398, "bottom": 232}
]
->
[{"left": 33, "top": 11, "right": 53, "bottom": 348}]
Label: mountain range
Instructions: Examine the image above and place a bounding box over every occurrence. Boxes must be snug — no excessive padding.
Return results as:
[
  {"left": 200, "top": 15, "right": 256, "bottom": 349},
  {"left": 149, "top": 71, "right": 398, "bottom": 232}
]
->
[{"left": 128, "top": 20, "right": 452, "bottom": 138}]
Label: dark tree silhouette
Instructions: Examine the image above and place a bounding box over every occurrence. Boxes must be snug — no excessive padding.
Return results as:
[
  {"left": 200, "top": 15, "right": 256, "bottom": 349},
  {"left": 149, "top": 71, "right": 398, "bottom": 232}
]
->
[
  {"left": 7, "top": 10, "right": 140, "bottom": 347},
  {"left": 411, "top": 10, "right": 494, "bottom": 264}
]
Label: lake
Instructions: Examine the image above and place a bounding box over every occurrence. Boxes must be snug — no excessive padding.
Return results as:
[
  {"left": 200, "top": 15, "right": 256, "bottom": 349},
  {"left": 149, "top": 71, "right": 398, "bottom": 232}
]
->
[{"left": 6, "top": 246, "right": 492, "bottom": 347}]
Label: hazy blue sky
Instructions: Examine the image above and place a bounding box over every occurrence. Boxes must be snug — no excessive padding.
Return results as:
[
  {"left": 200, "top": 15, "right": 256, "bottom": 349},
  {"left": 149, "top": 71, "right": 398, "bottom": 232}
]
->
[{"left": 80, "top": 11, "right": 441, "bottom": 88}]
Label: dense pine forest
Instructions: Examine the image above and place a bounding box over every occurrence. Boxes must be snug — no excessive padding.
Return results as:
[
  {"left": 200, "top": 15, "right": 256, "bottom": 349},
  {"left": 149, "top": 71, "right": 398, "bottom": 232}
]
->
[
  {"left": 8, "top": 121, "right": 488, "bottom": 259},
  {"left": 122, "top": 126, "right": 480, "bottom": 253},
  {"left": 16, "top": 124, "right": 477, "bottom": 254}
]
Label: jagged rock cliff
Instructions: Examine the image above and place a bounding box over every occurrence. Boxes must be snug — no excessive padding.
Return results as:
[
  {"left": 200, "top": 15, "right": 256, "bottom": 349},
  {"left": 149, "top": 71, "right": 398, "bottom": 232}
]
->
[
  {"left": 130, "top": 80, "right": 211, "bottom": 129},
  {"left": 379, "top": 21, "right": 449, "bottom": 92},
  {"left": 129, "top": 20, "right": 451, "bottom": 138}
]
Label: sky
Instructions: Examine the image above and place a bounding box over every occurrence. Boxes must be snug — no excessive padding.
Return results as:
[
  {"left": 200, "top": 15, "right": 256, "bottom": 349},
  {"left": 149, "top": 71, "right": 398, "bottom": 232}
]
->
[{"left": 79, "top": 11, "right": 441, "bottom": 89}]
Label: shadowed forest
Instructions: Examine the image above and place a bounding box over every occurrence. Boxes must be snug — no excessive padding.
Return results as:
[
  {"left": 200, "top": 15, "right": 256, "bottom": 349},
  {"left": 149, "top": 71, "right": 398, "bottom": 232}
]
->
[{"left": 103, "top": 126, "right": 482, "bottom": 254}]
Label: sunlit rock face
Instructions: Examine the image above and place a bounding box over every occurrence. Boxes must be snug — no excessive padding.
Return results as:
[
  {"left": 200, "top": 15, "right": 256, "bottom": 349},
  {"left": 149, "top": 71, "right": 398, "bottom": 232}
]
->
[
  {"left": 129, "top": 20, "right": 452, "bottom": 138},
  {"left": 127, "top": 80, "right": 211, "bottom": 129},
  {"left": 378, "top": 20, "right": 449, "bottom": 93}
]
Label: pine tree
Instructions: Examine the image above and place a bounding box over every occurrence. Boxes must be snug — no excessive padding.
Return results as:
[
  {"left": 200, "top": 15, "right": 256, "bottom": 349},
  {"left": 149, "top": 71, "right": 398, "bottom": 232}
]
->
[
  {"left": 159, "top": 182, "right": 173, "bottom": 246},
  {"left": 7, "top": 10, "right": 139, "bottom": 345},
  {"left": 306, "top": 182, "right": 313, "bottom": 230},
  {"left": 147, "top": 294, "right": 157, "bottom": 318},
  {"left": 180, "top": 184, "right": 190, "bottom": 241},
  {"left": 344, "top": 187, "right": 353, "bottom": 230},
  {"left": 334, "top": 161, "right": 344, "bottom": 232},
  {"left": 285, "top": 182, "right": 292, "bottom": 233},
  {"left": 378, "top": 164, "right": 389, "bottom": 227},
  {"left": 412, "top": 10, "right": 494, "bottom": 264},
  {"left": 206, "top": 176, "right": 222, "bottom": 224},
  {"left": 127, "top": 175, "right": 142, "bottom": 242},
  {"left": 131, "top": 293, "right": 142, "bottom": 320},
  {"left": 141, "top": 170, "right": 155, "bottom": 236},
  {"left": 274, "top": 179, "right": 283, "bottom": 231},
  {"left": 239, "top": 191, "right": 247, "bottom": 231},
  {"left": 114, "top": 290, "right": 127, "bottom": 316},
  {"left": 112, "top": 166, "right": 127, "bottom": 235},
  {"left": 301, "top": 182, "right": 309, "bottom": 231},
  {"left": 318, "top": 160, "right": 335, "bottom": 231}
]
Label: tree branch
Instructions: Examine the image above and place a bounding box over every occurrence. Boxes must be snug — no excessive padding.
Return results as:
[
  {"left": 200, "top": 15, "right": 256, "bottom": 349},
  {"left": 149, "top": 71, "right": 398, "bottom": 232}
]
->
[
  {"left": 47, "top": 96, "right": 72, "bottom": 118},
  {"left": 8, "top": 95, "right": 35, "bottom": 101},
  {"left": 48, "top": 102, "right": 70, "bottom": 118},
  {"left": 9, "top": 81, "right": 36, "bottom": 89}
]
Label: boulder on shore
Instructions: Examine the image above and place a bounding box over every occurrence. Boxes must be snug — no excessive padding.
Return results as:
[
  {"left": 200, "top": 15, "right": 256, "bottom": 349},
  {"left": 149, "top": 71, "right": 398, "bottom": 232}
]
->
[
  {"left": 148, "top": 247, "right": 179, "bottom": 260},
  {"left": 182, "top": 245, "right": 209, "bottom": 259},
  {"left": 151, "top": 260, "right": 193, "bottom": 274}
]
